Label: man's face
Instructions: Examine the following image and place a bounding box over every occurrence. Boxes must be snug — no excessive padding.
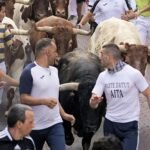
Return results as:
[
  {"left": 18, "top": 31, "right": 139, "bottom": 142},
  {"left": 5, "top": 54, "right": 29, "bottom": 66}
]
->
[
  {"left": 47, "top": 41, "right": 58, "bottom": 65},
  {"left": 0, "top": 6, "right": 6, "bottom": 22},
  {"left": 19, "top": 110, "right": 34, "bottom": 137},
  {"left": 99, "top": 49, "right": 110, "bottom": 68}
]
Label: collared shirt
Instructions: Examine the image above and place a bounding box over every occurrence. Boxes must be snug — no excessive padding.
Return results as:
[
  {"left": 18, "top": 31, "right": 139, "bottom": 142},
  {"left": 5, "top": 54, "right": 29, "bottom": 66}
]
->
[
  {"left": 0, "top": 127, "right": 35, "bottom": 150},
  {"left": 108, "top": 61, "right": 126, "bottom": 74}
]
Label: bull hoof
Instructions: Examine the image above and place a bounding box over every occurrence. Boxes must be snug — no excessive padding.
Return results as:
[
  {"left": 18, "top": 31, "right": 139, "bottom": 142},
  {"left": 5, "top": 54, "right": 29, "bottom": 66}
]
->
[{"left": 65, "top": 133, "right": 74, "bottom": 145}]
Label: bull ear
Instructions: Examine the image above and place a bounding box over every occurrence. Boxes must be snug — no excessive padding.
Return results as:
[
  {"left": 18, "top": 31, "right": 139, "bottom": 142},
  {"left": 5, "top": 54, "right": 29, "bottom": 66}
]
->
[
  {"left": 73, "top": 28, "right": 91, "bottom": 35},
  {"left": 59, "top": 82, "right": 79, "bottom": 91}
]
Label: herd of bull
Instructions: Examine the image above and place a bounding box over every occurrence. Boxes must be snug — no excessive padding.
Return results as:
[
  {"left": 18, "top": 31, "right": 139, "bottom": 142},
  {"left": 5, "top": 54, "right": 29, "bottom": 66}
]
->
[{"left": 3, "top": 0, "right": 150, "bottom": 150}]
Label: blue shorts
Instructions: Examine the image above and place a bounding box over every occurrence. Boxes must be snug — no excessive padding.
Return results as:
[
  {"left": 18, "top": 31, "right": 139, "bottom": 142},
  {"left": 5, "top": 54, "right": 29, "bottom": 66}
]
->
[
  {"left": 104, "top": 118, "right": 138, "bottom": 150},
  {"left": 30, "top": 123, "right": 66, "bottom": 150}
]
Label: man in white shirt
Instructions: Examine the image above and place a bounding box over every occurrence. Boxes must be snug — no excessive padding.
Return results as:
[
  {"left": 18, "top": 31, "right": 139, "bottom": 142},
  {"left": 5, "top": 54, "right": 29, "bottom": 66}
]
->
[
  {"left": 90, "top": 43, "right": 150, "bottom": 150},
  {"left": 19, "top": 38, "right": 75, "bottom": 150}
]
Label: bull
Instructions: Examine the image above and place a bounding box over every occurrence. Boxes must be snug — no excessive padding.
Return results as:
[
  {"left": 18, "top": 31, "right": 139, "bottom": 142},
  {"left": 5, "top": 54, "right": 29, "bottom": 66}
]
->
[
  {"left": 58, "top": 50, "right": 106, "bottom": 150},
  {"left": 29, "top": 16, "right": 90, "bottom": 57},
  {"left": 5, "top": 0, "right": 34, "bottom": 19},
  {"left": 88, "top": 17, "right": 150, "bottom": 75},
  {"left": 50, "top": 0, "right": 69, "bottom": 19},
  {"left": 2, "top": 17, "right": 34, "bottom": 113}
]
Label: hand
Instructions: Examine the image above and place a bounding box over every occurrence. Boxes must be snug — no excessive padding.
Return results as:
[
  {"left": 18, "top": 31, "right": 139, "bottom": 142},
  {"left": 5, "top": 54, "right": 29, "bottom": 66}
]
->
[
  {"left": 89, "top": 95, "right": 103, "bottom": 109},
  {"left": 63, "top": 113, "right": 76, "bottom": 126},
  {"left": 121, "top": 10, "right": 137, "bottom": 21},
  {"left": 76, "top": 23, "right": 82, "bottom": 29},
  {"left": 0, "top": 81, "right": 8, "bottom": 88},
  {"left": 43, "top": 98, "right": 57, "bottom": 108}
]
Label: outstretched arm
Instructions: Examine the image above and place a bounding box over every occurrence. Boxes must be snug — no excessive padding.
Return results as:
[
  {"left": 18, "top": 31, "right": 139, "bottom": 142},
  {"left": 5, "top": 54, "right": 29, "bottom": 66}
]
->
[
  {"left": 137, "top": 4, "right": 150, "bottom": 16},
  {"left": 0, "top": 71, "right": 19, "bottom": 87},
  {"left": 142, "top": 87, "right": 150, "bottom": 108}
]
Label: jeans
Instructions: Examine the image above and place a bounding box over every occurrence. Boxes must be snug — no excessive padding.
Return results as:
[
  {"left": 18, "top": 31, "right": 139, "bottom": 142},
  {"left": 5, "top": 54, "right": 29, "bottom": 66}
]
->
[
  {"left": 104, "top": 118, "right": 138, "bottom": 150},
  {"left": 30, "top": 123, "right": 66, "bottom": 150}
]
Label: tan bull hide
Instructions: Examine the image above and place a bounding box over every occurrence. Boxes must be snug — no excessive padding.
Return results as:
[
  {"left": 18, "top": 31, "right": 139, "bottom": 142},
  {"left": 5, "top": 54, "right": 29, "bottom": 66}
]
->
[{"left": 88, "top": 17, "right": 141, "bottom": 56}]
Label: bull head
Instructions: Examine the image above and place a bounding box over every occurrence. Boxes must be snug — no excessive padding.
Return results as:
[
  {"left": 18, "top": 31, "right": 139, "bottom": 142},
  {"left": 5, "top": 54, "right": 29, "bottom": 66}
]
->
[
  {"left": 36, "top": 26, "right": 91, "bottom": 35},
  {"left": 15, "top": 0, "right": 33, "bottom": 5},
  {"left": 59, "top": 82, "right": 79, "bottom": 91}
]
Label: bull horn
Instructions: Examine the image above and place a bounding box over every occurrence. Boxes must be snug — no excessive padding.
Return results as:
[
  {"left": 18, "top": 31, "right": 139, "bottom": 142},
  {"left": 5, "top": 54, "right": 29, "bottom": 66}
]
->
[
  {"left": 73, "top": 28, "right": 91, "bottom": 35},
  {"left": 15, "top": 0, "right": 33, "bottom": 5},
  {"left": 36, "top": 26, "right": 54, "bottom": 33},
  {"left": 10, "top": 29, "right": 29, "bottom": 35},
  {"left": 59, "top": 82, "right": 79, "bottom": 91},
  {"left": 118, "top": 45, "right": 127, "bottom": 52}
]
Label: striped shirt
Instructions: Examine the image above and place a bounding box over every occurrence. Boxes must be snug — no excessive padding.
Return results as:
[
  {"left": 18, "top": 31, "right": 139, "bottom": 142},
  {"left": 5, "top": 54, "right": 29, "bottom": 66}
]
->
[{"left": 0, "top": 23, "right": 13, "bottom": 61}]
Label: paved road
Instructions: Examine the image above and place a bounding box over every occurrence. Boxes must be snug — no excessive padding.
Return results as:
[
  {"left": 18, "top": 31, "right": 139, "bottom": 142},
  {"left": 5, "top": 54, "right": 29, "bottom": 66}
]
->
[{"left": 1, "top": 17, "right": 150, "bottom": 150}]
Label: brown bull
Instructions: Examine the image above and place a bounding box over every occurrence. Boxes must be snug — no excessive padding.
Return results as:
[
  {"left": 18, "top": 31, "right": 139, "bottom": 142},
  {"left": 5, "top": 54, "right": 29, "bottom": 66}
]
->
[
  {"left": 120, "top": 43, "right": 150, "bottom": 76},
  {"left": 50, "top": 0, "right": 69, "bottom": 19},
  {"left": 29, "top": 16, "right": 90, "bottom": 58}
]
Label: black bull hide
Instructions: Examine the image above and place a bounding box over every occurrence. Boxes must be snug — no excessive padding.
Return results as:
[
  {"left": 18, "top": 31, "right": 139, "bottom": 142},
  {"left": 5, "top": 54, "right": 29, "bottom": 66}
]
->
[{"left": 58, "top": 51, "right": 106, "bottom": 150}]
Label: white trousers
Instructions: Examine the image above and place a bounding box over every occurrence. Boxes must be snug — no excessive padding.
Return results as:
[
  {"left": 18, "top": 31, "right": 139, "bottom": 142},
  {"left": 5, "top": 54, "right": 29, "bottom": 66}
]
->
[
  {"left": 135, "top": 16, "right": 150, "bottom": 46},
  {"left": 0, "top": 61, "right": 6, "bottom": 104},
  {"left": 69, "top": 0, "right": 77, "bottom": 16},
  {"left": 69, "top": 0, "right": 87, "bottom": 16}
]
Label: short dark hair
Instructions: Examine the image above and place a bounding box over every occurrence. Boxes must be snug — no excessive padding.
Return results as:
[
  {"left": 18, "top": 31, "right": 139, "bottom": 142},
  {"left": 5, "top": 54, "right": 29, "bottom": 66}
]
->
[
  {"left": 102, "top": 43, "right": 121, "bottom": 60},
  {"left": 35, "top": 38, "right": 54, "bottom": 57},
  {"left": 92, "top": 135, "right": 123, "bottom": 150},
  {"left": 7, "top": 104, "right": 32, "bottom": 128},
  {"left": 0, "top": 1, "right": 5, "bottom": 11}
]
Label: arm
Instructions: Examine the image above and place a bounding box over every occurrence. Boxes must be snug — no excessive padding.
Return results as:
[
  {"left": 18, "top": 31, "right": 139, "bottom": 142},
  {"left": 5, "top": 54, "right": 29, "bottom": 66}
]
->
[
  {"left": 59, "top": 103, "right": 75, "bottom": 125},
  {"left": 142, "top": 87, "right": 150, "bottom": 108},
  {"left": 123, "top": 4, "right": 150, "bottom": 20},
  {"left": 20, "top": 94, "right": 57, "bottom": 108},
  {"left": 78, "top": 11, "right": 93, "bottom": 27},
  {"left": 89, "top": 93, "right": 103, "bottom": 109},
  {"left": 1, "top": 74, "right": 19, "bottom": 87},
  {"left": 137, "top": 4, "right": 150, "bottom": 16}
]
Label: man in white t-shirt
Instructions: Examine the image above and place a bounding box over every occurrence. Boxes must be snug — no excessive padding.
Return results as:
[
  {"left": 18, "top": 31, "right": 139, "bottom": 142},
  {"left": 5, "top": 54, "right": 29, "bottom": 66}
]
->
[
  {"left": 89, "top": 43, "right": 150, "bottom": 150},
  {"left": 78, "top": 0, "right": 136, "bottom": 32},
  {"left": 19, "top": 38, "right": 75, "bottom": 150}
]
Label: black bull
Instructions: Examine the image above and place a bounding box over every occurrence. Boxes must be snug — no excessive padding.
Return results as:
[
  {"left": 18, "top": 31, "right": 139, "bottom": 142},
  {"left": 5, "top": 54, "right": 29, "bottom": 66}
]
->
[{"left": 58, "top": 51, "right": 106, "bottom": 150}]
